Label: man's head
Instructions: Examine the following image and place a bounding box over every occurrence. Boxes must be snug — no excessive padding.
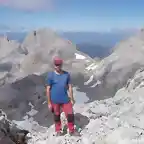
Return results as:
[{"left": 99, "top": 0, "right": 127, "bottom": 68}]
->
[{"left": 53, "top": 57, "right": 63, "bottom": 73}]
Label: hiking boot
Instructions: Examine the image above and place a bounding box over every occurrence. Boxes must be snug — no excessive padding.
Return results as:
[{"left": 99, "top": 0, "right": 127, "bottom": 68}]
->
[{"left": 69, "top": 131, "right": 81, "bottom": 137}]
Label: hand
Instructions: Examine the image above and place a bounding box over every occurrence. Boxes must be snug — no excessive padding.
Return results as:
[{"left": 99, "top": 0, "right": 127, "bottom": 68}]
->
[
  {"left": 70, "top": 98, "right": 76, "bottom": 105},
  {"left": 48, "top": 103, "right": 53, "bottom": 112},
  {"left": 48, "top": 103, "right": 52, "bottom": 109}
]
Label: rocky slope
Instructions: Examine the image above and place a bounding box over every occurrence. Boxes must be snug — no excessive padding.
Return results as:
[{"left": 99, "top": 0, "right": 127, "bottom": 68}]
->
[
  {"left": 84, "top": 29, "right": 144, "bottom": 100},
  {"left": 2, "top": 66, "right": 144, "bottom": 144},
  {"left": 26, "top": 67, "right": 144, "bottom": 144}
]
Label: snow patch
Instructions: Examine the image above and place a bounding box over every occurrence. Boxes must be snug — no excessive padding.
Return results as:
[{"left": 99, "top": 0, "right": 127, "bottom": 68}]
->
[
  {"left": 12, "top": 118, "right": 45, "bottom": 132},
  {"left": 90, "top": 80, "right": 101, "bottom": 87},
  {"left": 75, "top": 53, "right": 86, "bottom": 59},
  {"left": 26, "top": 109, "right": 38, "bottom": 117},
  {"left": 84, "top": 75, "right": 94, "bottom": 85},
  {"left": 43, "top": 101, "right": 47, "bottom": 104},
  {"left": 86, "top": 63, "right": 98, "bottom": 71}
]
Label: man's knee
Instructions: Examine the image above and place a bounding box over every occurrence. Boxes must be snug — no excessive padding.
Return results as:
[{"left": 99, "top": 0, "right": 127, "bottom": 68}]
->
[
  {"left": 67, "top": 114, "right": 74, "bottom": 122},
  {"left": 54, "top": 114, "right": 60, "bottom": 122}
]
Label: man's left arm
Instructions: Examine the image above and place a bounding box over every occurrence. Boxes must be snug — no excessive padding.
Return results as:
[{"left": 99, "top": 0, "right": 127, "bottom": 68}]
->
[{"left": 67, "top": 73, "right": 75, "bottom": 104}]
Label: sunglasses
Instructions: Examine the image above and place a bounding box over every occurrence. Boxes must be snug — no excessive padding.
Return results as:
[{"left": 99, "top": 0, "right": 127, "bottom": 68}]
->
[{"left": 55, "top": 64, "right": 62, "bottom": 67}]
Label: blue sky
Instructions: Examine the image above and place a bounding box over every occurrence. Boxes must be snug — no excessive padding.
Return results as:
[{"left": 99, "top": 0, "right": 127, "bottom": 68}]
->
[{"left": 0, "top": 0, "right": 144, "bottom": 32}]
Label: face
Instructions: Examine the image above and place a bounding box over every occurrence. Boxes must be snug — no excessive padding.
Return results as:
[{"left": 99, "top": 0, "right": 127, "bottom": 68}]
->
[{"left": 54, "top": 63, "right": 62, "bottom": 72}]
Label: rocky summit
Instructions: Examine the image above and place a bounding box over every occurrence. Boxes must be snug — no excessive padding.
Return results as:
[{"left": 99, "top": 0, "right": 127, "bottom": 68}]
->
[
  {"left": 26, "top": 67, "right": 144, "bottom": 144},
  {"left": 1, "top": 28, "right": 144, "bottom": 143}
]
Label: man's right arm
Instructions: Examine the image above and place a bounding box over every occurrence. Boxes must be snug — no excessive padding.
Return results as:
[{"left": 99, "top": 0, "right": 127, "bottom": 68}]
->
[
  {"left": 46, "top": 72, "right": 52, "bottom": 105},
  {"left": 46, "top": 86, "right": 51, "bottom": 105}
]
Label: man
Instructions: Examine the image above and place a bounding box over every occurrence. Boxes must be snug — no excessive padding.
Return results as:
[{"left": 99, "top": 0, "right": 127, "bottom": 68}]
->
[{"left": 46, "top": 57, "right": 80, "bottom": 136}]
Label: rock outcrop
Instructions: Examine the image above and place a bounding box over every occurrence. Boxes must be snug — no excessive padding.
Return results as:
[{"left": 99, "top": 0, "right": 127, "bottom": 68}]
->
[
  {"left": 84, "top": 29, "right": 144, "bottom": 100},
  {"left": 0, "top": 110, "right": 29, "bottom": 144}
]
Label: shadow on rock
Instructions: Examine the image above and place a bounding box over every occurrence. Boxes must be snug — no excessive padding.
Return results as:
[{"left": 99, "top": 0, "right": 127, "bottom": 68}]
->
[
  {"left": 0, "top": 74, "right": 56, "bottom": 129},
  {"left": 0, "top": 111, "right": 29, "bottom": 144},
  {"left": 74, "top": 113, "right": 90, "bottom": 129},
  {"left": 0, "top": 131, "right": 15, "bottom": 144},
  {"left": 0, "top": 130, "right": 29, "bottom": 144}
]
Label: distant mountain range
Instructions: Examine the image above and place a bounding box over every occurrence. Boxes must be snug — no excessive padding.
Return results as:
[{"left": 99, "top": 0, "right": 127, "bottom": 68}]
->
[{"left": 0, "top": 29, "right": 138, "bottom": 58}]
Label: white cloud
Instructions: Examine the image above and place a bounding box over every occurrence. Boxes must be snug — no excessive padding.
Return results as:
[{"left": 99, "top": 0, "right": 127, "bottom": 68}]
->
[{"left": 0, "top": 0, "right": 53, "bottom": 11}]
